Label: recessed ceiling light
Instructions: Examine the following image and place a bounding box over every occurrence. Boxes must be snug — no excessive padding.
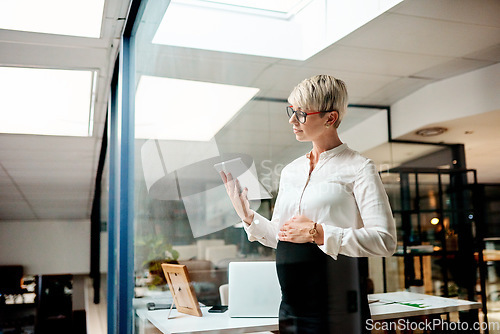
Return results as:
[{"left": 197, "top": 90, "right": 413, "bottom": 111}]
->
[
  {"left": 153, "top": 0, "right": 403, "bottom": 60},
  {"left": 196, "top": 0, "right": 311, "bottom": 15},
  {"left": 135, "top": 76, "right": 259, "bottom": 141},
  {"left": 0, "top": 0, "right": 105, "bottom": 38},
  {"left": 415, "top": 127, "right": 447, "bottom": 137},
  {"left": 0, "top": 67, "right": 95, "bottom": 137}
]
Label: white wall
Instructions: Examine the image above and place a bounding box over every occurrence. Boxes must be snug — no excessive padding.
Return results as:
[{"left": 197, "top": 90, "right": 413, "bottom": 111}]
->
[
  {"left": 391, "top": 62, "right": 500, "bottom": 138},
  {"left": 340, "top": 109, "right": 388, "bottom": 153},
  {"left": 0, "top": 220, "right": 92, "bottom": 275}
]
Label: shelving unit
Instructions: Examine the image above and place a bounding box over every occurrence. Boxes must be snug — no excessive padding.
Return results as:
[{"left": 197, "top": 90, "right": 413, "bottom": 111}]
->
[{"left": 381, "top": 167, "right": 489, "bottom": 331}]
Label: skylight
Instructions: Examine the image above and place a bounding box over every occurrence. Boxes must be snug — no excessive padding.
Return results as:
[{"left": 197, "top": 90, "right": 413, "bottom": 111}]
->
[
  {"left": 0, "top": 0, "right": 105, "bottom": 38},
  {"left": 135, "top": 76, "right": 259, "bottom": 141},
  {"left": 0, "top": 67, "right": 95, "bottom": 137},
  {"left": 194, "top": 0, "right": 311, "bottom": 16},
  {"left": 153, "top": 0, "right": 403, "bottom": 60}
]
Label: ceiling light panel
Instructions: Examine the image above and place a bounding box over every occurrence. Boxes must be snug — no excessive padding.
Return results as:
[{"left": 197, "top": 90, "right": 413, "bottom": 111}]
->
[
  {"left": 153, "top": 1, "right": 304, "bottom": 59},
  {"left": 196, "top": 0, "right": 311, "bottom": 15},
  {"left": 135, "top": 76, "right": 259, "bottom": 141},
  {"left": 154, "top": 0, "right": 403, "bottom": 60},
  {"left": 0, "top": 67, "right": 94, "bottom": 137},
  {"left": 0, "top": 0, "right": 105, "bottom": 38}
]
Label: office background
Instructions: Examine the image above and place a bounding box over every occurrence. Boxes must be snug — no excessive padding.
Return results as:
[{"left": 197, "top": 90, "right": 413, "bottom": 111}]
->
[{"left": 1, "top": 0, "right": 500, "bottom": 333}]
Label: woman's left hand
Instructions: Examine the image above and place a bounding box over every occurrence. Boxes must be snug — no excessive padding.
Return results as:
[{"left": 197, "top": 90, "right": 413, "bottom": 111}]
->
[{"left": 278, "top": 215, "right": 316, "bottom": 243}]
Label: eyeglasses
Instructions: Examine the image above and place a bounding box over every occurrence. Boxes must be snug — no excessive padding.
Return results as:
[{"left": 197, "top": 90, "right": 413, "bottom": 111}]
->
[{"left": 286, "top": 106, "right": 335, "bottom": 124}]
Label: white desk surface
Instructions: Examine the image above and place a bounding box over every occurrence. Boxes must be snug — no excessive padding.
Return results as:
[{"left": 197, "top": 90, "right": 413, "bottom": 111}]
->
[
  {"left": 138, "top": 291, "right": 482, "bottom": 334},
  {"left": 369, "top": 291, "right": 481, "bottom": 321},
  {"left": 137, "top": 307, "right": 278, "bottom": 334}
]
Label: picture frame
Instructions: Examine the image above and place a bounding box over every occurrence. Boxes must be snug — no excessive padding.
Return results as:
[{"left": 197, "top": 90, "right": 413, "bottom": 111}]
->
[{"left": 161, "top": 263, "right": 203, "bottom": 317}]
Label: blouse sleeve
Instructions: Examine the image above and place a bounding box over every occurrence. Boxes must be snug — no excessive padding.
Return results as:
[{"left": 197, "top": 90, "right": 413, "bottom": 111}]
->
[
  {"left": 318, "top": 160, "right": 397, "bottom": 259},
  {"left": 242, "top": 183, "right": 282, "bottom": 249}
]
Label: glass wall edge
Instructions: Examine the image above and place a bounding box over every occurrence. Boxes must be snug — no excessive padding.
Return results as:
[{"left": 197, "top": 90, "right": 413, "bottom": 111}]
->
[
  {"left": 118, "top": 34, "right": 136, "bottom": 334},
  {"left": 123, "top": 0, "right": 147, "bottom": 38},
  {"left": 109, "top": 0, "right": 145, "bottom": 333},
  {"left": 107, "top": 59, "right": 119, "bottom": 334}
]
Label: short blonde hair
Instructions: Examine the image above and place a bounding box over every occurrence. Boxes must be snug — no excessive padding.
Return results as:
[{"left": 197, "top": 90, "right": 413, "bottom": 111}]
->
[{"left": 287, "top": 75, "right": 348, "bottom": 128}]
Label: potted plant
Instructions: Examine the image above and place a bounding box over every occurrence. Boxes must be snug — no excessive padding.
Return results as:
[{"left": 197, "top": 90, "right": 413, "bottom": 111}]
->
[{"left": 136, "top": 234, "right": 180, "bottom": 289}]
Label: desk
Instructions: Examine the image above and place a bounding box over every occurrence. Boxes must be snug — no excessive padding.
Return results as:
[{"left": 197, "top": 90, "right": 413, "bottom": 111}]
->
[
  {"left": 137, "top": 292, "right": 481, "bottom": 334},
  {"left": 137, "top": 308, "right": 277, "bottom": 334},
  {"left": 369, "top": 291, "right": 481, "bottom": 320}
]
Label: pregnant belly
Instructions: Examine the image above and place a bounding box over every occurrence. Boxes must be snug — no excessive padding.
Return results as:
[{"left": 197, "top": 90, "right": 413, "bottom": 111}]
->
[{"left": 276, "top": 241, "right": 328, "bottom": 315}]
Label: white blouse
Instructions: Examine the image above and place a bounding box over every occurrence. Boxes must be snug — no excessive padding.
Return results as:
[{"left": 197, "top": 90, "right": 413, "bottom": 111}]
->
[{"left": 244, "top": 143, "right": 397, "bottom": 259}]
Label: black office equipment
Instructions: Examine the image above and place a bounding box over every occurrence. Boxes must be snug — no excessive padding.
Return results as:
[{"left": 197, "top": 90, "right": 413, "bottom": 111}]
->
[{"left": 34, "top": 274, "right": 73, "bottom": 334}]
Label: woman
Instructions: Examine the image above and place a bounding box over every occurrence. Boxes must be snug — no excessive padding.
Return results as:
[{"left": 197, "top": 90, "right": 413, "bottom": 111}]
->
[{"left": 220, "top": 75, "right": 396, "bottom": 333}]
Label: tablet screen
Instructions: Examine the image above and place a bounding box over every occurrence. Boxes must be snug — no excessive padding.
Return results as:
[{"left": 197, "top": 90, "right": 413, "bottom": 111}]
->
[{"left": 214, "top": 158, "right": 272, "bottom": 200}]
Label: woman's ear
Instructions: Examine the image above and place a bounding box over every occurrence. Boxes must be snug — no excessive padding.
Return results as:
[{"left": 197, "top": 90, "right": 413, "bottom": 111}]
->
[{"left": 327, "top": 111, "right": 339, "bottom": 126}]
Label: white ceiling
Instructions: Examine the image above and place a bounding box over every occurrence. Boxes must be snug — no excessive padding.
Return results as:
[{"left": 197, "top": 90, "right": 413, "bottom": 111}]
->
[
  {"left": 0, "top": 0, "right": 131, "bottom": 220},
  {"left": 397, "top": 109, "right": 500, "bottom": 183},
  {"left": 1, "top": 0, "right": 500, "bottom": 221}
]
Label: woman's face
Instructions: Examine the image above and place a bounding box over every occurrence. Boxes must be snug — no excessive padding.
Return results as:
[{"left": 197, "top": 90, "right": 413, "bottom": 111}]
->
[{"left": 288, "top": 107, "right": 336, "bottom": 142}]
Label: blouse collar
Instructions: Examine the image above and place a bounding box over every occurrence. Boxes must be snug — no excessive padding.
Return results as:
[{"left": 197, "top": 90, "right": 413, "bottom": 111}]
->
[{"left": 306, "top": 143, "right": 348, "bottom": 161}]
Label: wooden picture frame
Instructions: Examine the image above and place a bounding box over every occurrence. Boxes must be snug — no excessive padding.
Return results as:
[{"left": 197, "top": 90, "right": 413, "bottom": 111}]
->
[{"left": 161, "top": 263, "right": 203, "bottom": 317}]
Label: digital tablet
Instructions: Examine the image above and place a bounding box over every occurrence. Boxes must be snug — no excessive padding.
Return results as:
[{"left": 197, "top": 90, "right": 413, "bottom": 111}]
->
[{"left": 214, "top": 157, "right": 272, "bottom": 200}]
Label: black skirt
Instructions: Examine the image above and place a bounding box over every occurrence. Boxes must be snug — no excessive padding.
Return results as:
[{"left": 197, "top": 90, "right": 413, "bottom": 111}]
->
[{"left": 276, "top": 241, "right": 371, "bottom": 334}]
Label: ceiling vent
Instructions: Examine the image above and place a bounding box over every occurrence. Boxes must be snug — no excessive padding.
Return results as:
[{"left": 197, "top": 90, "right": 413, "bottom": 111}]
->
[{"left": 415, "top": 127, "right": 447, "bottom": 137}]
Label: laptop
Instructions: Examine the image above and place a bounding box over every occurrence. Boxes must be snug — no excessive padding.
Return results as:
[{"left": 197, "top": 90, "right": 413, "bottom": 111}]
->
[{"left": 228, "top": 261, "right": 282, "bottom": 318}]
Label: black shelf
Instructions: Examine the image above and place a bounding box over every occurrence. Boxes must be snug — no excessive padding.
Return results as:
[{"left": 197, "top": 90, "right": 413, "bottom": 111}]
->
[{"left": 382, "top": 167, "right": 488, "bottom": 333}]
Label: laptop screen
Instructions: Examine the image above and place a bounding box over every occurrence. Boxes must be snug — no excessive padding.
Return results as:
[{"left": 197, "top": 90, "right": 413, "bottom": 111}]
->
[{"left": 228, "top": 261, "right": 281, "bottom": 318}]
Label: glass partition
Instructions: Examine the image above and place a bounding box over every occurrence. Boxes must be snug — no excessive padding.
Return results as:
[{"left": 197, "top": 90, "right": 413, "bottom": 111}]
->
[
  {"left": 104, "top": 1, "right": 494, "bottom": 332},
  {"left": 368, "top": 137, "right": 483, "bottom": 302},
  {"left": 364, "top": 142, "right": 458, "bottom": 293},
  {"left": 131, "top": 1, "right": 279, "bottom": 315},
  {"left": 129, "top": 0, "right": 394, "bottom": 329}
]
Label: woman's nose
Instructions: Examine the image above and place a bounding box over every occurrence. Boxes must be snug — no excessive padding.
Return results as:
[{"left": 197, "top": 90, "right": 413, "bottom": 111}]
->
[{"left": 288, "top": 113, "right": 298, "bottom": 124}]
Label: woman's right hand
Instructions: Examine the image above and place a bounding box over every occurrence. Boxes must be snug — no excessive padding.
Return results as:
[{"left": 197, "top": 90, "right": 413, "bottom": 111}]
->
[{"left": 219, "top": 171, "right": 254, "bottom": 225}]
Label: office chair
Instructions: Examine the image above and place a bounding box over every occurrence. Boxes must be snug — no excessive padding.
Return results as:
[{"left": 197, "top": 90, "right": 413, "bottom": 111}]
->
[{"left": 219, "top": 283, "right": 228, "bottom": 306}]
